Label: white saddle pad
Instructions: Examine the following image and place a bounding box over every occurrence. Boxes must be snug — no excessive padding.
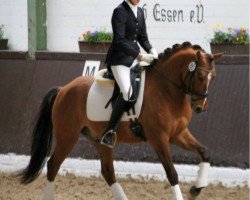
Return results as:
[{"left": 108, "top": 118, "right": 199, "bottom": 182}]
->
[{"left": 86, "top": 70, "right": 145, "bottom": 121}]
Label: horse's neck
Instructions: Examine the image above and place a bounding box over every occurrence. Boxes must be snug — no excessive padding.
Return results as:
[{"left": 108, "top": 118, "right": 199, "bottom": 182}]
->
[
  {"left": 146, "top": 68, "right": 187, "bottom": 105},
  {"left": 163, "top": 49, "right": 196, "bottom": 81},
  {"left": 145, "top": 71, "right": 191, "bottom": 121},
  {"left": 145, "top": 50, "right": 195, "bottom": 109}
]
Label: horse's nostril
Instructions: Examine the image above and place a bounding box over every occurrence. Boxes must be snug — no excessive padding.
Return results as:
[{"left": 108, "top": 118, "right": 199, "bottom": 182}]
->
[{"left": 195, "top": 107, "right": 202, "bottom": 113}]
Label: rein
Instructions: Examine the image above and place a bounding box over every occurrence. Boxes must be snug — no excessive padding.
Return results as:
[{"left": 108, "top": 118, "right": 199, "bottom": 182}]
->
[
  {"left": 152, "top": 60, "right": 213, "bottom": 101},
  {"left": 183, "top": 65, "right": 210, "bottom": 101}
]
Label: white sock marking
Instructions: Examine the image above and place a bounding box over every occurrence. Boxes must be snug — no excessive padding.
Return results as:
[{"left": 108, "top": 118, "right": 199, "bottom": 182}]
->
[
  {"left": 171, "top": 184, "right": 184, "bottom": 200},
  {"left": 111, "top": 182, "right": 128, "bottom": 200},
  {"left": 195, "top": 162, "right": 210, "bottom": 188},
  {"left": 43, "top": 181, "right": 55, "bottom": 200}
]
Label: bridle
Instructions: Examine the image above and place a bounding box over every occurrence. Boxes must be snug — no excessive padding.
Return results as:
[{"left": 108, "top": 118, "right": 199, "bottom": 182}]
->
[{"left": 152, "top": 59, "right": 214, "bottom": 102}]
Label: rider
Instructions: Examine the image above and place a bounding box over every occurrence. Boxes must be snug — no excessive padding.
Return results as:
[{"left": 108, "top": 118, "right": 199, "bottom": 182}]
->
[{"left": 101, "top": 0, "right": 158, "bottom": 148}]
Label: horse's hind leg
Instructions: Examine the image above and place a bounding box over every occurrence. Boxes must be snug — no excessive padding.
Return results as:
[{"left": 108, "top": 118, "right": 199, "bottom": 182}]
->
[
  {"left": 91, "top": 141, "right": 128, "bottom": 200},
  {"left": 173, "top": 128, "right": 210, "bottom": 199},
  {"left": 44, "top": 129, "right": 80, "bottom": 200}
]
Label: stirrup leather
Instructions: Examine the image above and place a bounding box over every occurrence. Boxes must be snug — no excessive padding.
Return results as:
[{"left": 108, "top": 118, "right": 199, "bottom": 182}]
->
[{"left": 100, "top": 130, "right": 117, "bottom": 148}]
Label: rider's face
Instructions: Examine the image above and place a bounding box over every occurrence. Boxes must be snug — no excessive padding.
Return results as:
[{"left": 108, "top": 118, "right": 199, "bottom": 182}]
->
[{"left": 129, "top": 0, "right": 140, "bottom": 5}]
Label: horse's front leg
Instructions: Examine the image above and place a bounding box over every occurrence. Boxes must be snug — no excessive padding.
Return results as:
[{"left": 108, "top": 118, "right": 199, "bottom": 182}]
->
[
  {"left": 173, "top": 128, "right": 210, "bottom": 199},
  {"left": 149, "top": 135, "right": 184, "bottom": 200},
  {"left": 93, "top": 142, "right": 128, "bottom": 200}
]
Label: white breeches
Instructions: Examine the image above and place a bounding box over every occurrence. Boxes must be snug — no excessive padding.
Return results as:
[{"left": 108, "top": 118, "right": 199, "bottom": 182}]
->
[{"left": 111, "top": 60, "right": 139, "bottom": 101}]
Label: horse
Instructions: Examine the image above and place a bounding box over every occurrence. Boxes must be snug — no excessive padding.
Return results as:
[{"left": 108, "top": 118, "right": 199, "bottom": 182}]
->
[{"left": 20, "top": 42, "right": 223, "bottom": 200}]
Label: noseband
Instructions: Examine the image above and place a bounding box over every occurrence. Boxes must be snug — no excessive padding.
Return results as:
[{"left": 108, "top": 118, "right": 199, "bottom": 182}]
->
[{"left": 152, "top": 60, "right": 214, "bottom": 101}]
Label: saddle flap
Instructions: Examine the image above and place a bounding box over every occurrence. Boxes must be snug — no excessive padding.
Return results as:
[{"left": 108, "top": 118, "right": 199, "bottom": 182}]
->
[{"left": 86, "top": 70, "right": 146, "bottom": 122}]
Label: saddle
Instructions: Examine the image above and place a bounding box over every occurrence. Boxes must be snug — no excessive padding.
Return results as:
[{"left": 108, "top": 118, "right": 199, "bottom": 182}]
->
[{"left": 94, "top": 62, "right": 150, "bottom": 141}]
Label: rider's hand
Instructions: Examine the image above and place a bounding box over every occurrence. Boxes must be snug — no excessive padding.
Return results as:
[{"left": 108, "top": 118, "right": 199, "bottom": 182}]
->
[
  {"left": 150, "top": 48, "right": 158, "bottom": 59},
  {"left": 137, "top": 53, "right": 154, "bottom": 64}
]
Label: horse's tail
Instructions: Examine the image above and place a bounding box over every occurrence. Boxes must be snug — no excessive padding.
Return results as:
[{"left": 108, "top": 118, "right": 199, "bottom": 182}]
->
[{"left": 20, "top": 87, "right": 60, "bottom": 184}]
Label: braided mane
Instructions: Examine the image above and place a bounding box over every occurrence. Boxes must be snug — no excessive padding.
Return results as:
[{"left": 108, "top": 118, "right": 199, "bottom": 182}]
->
[{"left": 158, "top": 41, "right": 205, "bottom": 60}]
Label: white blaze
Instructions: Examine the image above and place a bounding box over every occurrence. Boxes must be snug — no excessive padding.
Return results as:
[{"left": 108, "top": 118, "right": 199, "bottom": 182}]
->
[{"left": 202, "top": 72, "right": 212, "bottom": 109}]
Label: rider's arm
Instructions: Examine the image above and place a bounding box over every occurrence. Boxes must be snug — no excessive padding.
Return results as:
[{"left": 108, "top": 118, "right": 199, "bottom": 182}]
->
[{"left": 137, "top": 8, "right": 152, "bottom": 53}]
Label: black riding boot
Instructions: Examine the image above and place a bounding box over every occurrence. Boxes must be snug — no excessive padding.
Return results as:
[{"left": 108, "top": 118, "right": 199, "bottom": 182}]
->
[{"left": 101, "top": 94, "right": 127, "bottom": 148}]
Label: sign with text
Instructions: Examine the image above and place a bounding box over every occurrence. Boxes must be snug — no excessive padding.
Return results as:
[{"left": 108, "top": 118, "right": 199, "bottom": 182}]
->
[
  {"left": 139, "top": 1, "right": 210, "bottom": 52},
  {"left": 142, "top": 3, "right": 205, "bottom": 24},
  {"left": 34, "top": 0, "right": 247, "bottom": 52},
  {"left": 82, "top": 61, "right": 101, "bottom": 77}
]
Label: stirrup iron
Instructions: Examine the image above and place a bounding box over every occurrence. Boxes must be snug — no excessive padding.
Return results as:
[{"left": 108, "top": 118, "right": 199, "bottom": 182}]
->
[{"left": 100, "top": 130, "right": 117, "bottom": 148}]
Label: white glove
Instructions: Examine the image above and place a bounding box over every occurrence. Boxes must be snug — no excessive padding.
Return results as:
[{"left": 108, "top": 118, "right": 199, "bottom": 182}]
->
[
  {"left": 140, "top": 53, "right": 155, "bottom": 64},
  {"left": 150, "top": 48, "right": 158, "bottom": 59}
]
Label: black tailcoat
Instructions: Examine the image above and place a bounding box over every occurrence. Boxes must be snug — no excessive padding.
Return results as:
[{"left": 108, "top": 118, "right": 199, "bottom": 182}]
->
[{"left": 106, "top": 1, "right": 152, "bottom": 68}]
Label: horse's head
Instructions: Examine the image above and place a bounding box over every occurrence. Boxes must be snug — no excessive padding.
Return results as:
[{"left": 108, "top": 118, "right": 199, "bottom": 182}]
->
[
  {"left": 183, "top": 50, "right": 223, "bottom": 113},
  {"left": 152, "top": 42, "right": 223, "bottom": 114}
]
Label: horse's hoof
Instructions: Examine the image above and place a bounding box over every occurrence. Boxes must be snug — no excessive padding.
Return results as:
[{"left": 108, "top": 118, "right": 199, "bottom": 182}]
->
[{"left": 189, "top": 186, "right": 202, "bottom": 197}]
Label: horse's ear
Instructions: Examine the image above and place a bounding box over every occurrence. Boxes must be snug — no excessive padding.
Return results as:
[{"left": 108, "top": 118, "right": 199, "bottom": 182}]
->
[
  {"left": 213, "top": 52, "right": 224, "bottom": 60},
  {"left": 196, "top": 51, "right": 202, "bottom": 60}
]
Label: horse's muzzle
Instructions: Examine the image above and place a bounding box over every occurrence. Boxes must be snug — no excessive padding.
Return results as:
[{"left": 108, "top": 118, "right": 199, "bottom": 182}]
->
[
  {"left": 192, "top": 102, "right": 207, "bottom": 114},
  {"left": 194, "top": 106, "right": 203, "bottom": 113}
]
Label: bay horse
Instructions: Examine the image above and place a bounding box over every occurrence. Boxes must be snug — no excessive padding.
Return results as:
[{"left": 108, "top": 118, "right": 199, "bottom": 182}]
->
[{"left": 20, "top": 42, "right": 222, "bottom": 200}]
